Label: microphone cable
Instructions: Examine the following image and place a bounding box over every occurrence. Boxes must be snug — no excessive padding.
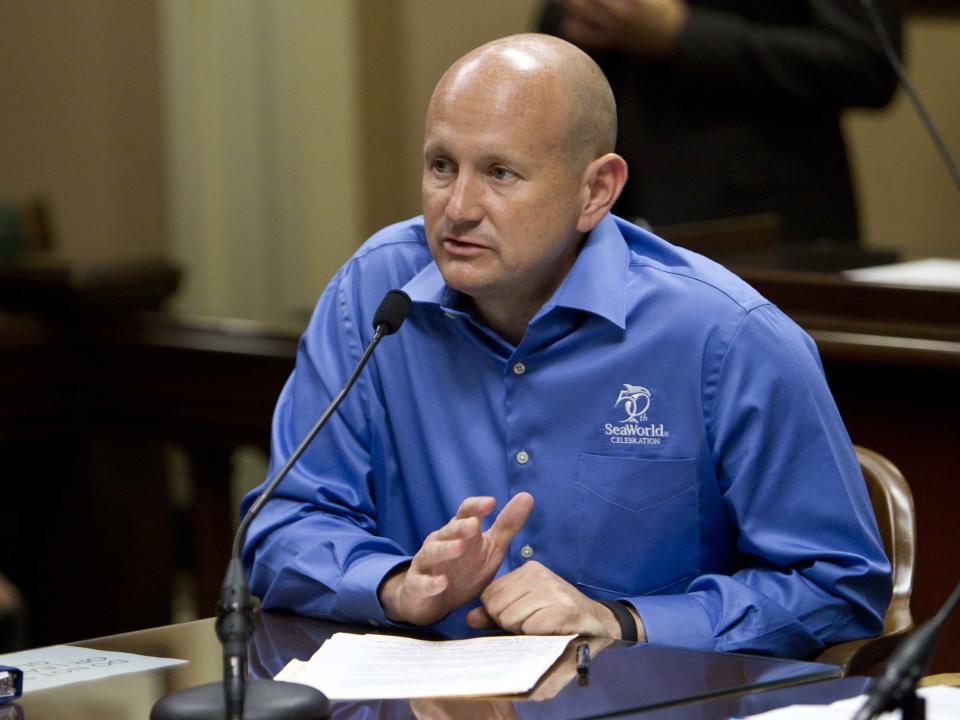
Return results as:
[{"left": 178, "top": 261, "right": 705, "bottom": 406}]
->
[{"left": 860, "top": 0, "right": 960, "bottom": 193}]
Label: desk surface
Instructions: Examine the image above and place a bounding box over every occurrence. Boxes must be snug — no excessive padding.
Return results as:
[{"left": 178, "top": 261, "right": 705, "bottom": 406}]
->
[{"left": 11, "top": 611, "right": 850, "bottom": 720}]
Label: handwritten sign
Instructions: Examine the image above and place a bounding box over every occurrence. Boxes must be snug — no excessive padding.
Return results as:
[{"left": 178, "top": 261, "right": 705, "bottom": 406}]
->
[{"left": 0, "top": 645, "right": 186, "bottom": 692}]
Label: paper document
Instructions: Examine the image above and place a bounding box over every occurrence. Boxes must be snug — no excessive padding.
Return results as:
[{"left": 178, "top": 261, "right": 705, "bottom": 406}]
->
[
  {"left": 276, "top": 632, "right": 575, "bottom": 700},
  {"left": 738, "top": 685, "right": 960, "bottom": 720},
  {"left": 0, "top": 645, "right": 187, "bottom": 692},
  {"left": 843, "top": 258, "right": 960, "bottom": 289}
]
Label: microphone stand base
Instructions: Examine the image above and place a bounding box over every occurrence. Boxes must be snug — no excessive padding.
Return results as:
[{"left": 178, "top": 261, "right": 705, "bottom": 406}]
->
[{"left": 151, "top": 679, "right": 330, "bottom": 720}]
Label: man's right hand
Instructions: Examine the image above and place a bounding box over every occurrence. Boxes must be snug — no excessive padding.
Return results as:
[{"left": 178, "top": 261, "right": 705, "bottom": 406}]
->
[{"left": 378, "top": 492, "right": 534, "bottom": 626}]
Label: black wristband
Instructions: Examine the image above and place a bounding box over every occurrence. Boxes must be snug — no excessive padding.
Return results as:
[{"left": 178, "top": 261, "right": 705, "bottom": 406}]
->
[{"left": 600, "top": 600, "right": 638, "bottom": 642}]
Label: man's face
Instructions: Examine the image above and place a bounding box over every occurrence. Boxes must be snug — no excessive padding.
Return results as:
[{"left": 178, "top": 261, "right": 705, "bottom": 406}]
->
[{"left": 422, "top": 64, "right": 587, "bottom": 311}]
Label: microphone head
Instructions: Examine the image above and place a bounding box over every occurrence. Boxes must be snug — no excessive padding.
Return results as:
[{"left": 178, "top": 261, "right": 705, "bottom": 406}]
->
[{"left": 373, "top": 289, "right": 412, "bottom": 335}]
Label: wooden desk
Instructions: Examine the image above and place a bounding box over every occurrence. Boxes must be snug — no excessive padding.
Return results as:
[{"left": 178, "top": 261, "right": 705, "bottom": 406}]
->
[{"left": 14, "top": 612, "right": 842, "bottom": 720}]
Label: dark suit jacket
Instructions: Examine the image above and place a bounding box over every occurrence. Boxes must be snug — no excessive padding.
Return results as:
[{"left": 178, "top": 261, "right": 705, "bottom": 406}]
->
[{"left": 541, "top": 1, "right": 903, "bottom": 243}]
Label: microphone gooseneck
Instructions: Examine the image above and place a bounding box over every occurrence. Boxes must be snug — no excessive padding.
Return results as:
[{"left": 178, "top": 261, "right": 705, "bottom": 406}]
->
[
  {"left": 152, "top": 289, "right": 411, "bottom": 720},
  {"left": 860, "top": 0, "right": 960, "bottom": 193},
  {"left": 233, "top": 289, "right": 411, "bottom": 559}
]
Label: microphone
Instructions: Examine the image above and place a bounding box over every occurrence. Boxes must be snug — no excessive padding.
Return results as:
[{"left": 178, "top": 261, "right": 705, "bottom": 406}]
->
[
  {"left": 152, "top": 289, "right": 412, "bottom": 720},
  {"left": 372, "top": 288, "right": 411, "bottom": 335},
  {"left": 853, "top": 578, "right": 960, "bottom": 720}
]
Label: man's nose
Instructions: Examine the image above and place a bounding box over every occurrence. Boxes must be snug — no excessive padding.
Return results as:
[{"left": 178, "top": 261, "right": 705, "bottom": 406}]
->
[{"left": 445, "top": 173, "right": 483, "bottom": 225}]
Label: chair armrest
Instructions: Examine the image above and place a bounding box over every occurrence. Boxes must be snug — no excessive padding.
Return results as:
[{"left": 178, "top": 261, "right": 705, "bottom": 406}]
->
[{"left": 815, "top": 626, "right": 912, "bottom": 676}]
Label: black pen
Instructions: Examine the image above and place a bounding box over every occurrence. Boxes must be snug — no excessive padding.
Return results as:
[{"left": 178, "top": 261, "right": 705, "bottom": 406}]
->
[{"left": 575, "top": 642, "right": 590, "bottom": 679}]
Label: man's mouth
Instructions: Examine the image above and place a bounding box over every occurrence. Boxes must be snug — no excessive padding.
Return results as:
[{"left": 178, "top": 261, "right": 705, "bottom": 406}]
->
[{"left": 442, "top": 236, "right": 489, "bottom": 256}]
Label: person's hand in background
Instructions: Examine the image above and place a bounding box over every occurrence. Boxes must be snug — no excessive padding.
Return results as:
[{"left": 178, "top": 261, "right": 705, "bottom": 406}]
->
[{"left": 557, "top": 0, "right": 689, "bottom": 56}]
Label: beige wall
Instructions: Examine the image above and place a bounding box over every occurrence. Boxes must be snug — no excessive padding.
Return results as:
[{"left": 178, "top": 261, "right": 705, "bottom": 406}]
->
[
  {"left": 159, "top": 0, "right": 365, "bottom": 323},
  {"left": 0, "top": 0, "right": 166, "bottom": 263},
  {"left": 845, "top": 14, "right": 960, "bottom": 259}
]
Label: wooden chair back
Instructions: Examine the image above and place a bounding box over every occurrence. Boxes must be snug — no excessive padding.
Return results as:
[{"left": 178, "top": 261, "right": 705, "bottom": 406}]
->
[{"left": 814, "top": 446, "right": 916, "bottom": 675}]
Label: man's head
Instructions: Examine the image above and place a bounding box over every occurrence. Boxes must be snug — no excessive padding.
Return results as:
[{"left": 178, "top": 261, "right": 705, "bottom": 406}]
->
[{"left": 421, "top": 33, "right": 627, "bottom": 337}]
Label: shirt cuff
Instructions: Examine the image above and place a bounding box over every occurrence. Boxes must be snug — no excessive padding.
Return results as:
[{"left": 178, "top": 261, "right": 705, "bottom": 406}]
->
[
  {"left": 625, "top": 594, "right": 716, "bottom": 652},
  {"left": 337, "top": 553, "right": 412, "bottom": 628}
]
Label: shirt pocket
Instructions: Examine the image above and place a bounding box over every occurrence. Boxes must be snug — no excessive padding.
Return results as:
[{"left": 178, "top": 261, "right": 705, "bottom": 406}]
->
[{"left": 574, "top": 454, "right": 700, "bottom": 598}]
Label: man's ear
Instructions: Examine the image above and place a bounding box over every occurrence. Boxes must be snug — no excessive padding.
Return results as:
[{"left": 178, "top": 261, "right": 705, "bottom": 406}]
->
[{"left": 576, "top": 153, "right": 628, "bottom": 233}]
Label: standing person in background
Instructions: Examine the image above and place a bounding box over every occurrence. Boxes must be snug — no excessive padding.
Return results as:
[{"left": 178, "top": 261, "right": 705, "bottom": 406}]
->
[{"left": 540, "top": 0, "right": 903, "bottom": 244}]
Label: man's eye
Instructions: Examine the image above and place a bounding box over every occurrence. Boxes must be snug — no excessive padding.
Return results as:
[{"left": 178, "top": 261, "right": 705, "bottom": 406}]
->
[
  {"left": 431, "top": 159, "right": 453, "bottom": 174},
  {"left": 490, "top": 166, "right": 515, "bottom": 181}
]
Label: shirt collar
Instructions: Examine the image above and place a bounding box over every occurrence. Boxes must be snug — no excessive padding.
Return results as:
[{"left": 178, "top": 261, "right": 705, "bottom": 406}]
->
[
  {"left": 403, "top": 213, "right": 628, "bottom": 329},
  {"left": 540, "top": 213, "right": 627, "bottom": 329},
  {"left": 402, "top": 257, "right": 471, "bottom": 314}
]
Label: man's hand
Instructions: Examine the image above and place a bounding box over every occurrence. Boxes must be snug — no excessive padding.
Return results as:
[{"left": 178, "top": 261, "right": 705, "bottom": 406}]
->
[
  {"left": 466, "top": 560, "right": 645, "bottom": 639},
  {"left": 558, "top": 0, "right": 689, "bottom": 57},
  {"left": 379, "top": 493, "right": 534, "bottom": 626}
]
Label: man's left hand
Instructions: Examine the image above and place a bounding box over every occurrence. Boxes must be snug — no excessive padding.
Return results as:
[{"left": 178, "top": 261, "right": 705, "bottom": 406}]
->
[{"left": 465, "top": 560, "right": 640, "bottom": 638}]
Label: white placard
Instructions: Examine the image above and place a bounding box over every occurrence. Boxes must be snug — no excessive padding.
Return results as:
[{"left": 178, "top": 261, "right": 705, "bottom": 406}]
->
[
  {"left": 843, "top": 258, "right": 960, "bottom": 289},
  {"left": 0, "top": 645, "right": 187, "bottom": 692},
  {"left": 739, "top": 685, "right": 960, "bottom": 720}
]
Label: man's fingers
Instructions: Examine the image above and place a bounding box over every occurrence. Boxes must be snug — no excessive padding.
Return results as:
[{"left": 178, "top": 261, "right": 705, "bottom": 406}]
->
[
  {"left": 455, "top": 496, "right": 496, "bottom": 520},
  {"left": 488, "top": 492, "right": 535, "bottom": 547},
  {"left": 466, "top": 606, "right": 497, "bottom": 629},
  {"left": 414, "top": 536, "right": 469, "bottom": 569},
  {"left": 433, "top": 515, "right": 482, "bottom": 543},
  {"left": 559, "top": 0, "right": 601, "bottom": 16},
  {"left": 480, "top": 561, "right": 538, "bottom": 605},
  {"left": 496, "top": 594, "right": 553, "bottom": 633},
  {"left": 480, "top": 565, "right": 542, "bottom": 632},
  {"left": 560, "top": 0, "right": 618, "bottom": 30},
  {"left": 563, "top": 17, "right": 612, "bottom": 48}
]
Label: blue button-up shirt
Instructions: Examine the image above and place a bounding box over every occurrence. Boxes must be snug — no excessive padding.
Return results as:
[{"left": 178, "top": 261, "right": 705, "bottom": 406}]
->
[{"left": 242, "top": 214, "right": 890, "bottom": 657}]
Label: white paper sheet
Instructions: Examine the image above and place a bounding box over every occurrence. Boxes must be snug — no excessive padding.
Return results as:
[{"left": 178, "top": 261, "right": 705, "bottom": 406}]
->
[
  {"left": 275, "top": 632, "right": 575, "bottom": 700},
  {"left": 0, "top": 645, "right": 187, "bottom": 692},
  {"left": 738, "top": 685, "right": 960, "bottom": 720},
  {"left": 843, "top": 258, "right": 960, "bottom": 289}
]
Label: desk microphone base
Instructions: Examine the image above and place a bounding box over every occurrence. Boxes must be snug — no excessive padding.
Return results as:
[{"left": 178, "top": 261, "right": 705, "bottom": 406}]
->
[{"left": 151, "top": 679, "right": 330, "bottom": 720}]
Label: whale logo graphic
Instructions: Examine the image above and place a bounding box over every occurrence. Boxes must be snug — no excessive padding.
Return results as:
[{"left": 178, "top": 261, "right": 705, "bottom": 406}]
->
[{"left": 615, "top": 384, "right": 651, "bottom": 423}]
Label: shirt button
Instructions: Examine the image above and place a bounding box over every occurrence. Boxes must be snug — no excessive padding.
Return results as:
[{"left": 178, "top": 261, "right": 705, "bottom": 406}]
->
[
  {"left": 513, "top": 362, "right": 526, "bottom": 375},
  {"left": 520, "top": 545, "right": 534, "bottom": 559},
  {"left": 515, "top": 450, "right": 529, "bottom": 465}
]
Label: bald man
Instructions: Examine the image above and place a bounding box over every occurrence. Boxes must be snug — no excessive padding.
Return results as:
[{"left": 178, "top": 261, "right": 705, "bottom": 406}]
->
[{"left": 242, "top": 34, "right": 890, "bottom": 657}]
